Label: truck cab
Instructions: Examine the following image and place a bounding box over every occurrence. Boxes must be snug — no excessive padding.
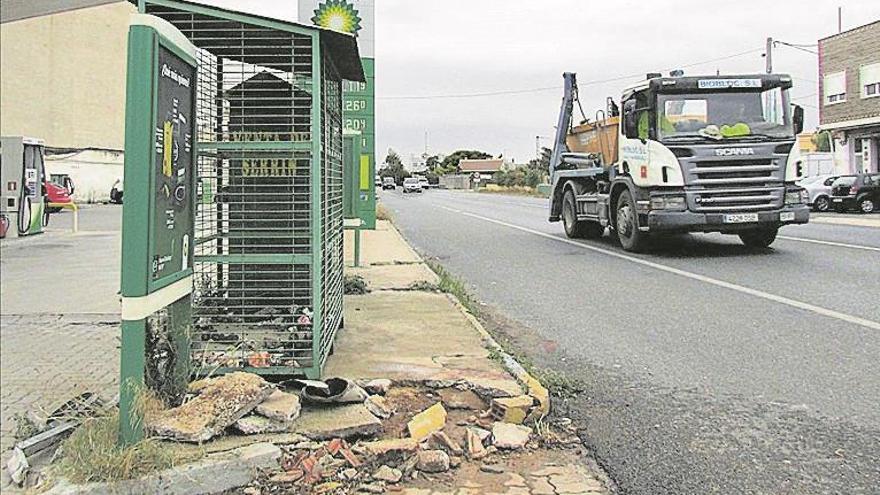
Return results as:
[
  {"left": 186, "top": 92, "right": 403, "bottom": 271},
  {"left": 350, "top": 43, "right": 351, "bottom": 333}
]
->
[{"left": 549, "top": 73, "right": 810, "bottom": 251}]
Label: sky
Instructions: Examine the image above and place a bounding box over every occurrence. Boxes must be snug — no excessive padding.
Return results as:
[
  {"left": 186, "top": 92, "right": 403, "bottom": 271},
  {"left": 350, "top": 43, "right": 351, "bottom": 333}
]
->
[{"left": 203, "top": 0, "right": 879, "bottom": 165}]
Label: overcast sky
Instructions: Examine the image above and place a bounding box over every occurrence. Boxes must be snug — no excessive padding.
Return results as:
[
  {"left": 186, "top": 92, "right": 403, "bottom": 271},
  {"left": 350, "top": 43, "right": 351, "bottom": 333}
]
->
[{"left": 205, "top": 0, "right": 879, "bottom": 164}]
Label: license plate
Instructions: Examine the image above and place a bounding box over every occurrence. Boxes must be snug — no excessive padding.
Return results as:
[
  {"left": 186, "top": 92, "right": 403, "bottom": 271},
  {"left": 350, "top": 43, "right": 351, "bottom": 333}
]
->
[
  {"left": 780, "top": 212, "right": 795, "bottom": 222},
  {"left": 724, "top": 213, "right": 759, "bottom": 224},
  {"left": 833, "top": 198, "right": 843, "bottom": 202}
]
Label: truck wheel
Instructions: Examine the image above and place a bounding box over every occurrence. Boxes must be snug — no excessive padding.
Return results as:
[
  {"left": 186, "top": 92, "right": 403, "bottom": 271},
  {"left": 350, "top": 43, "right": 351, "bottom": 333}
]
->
[
  {"left": 562, "top": 189, "right": 602, "bottom": 238},
  {"left": 738, "top": 228, "right": 778, "bottom": 248},
  {"left": 615, "top": 190, "right": 648, "bottom": 252}
]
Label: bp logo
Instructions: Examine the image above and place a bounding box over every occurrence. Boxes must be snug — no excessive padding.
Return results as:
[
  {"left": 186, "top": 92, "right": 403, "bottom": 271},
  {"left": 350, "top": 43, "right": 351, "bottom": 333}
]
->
[{"left": 311, "top": 0, "right": 362, "bottom": 35}]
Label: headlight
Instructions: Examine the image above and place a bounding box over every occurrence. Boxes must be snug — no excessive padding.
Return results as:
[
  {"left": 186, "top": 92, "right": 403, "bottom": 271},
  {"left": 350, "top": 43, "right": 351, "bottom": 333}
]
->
[
  {"left": 785, "top": 189, "right": 807, "bottom": 205},
  {"left": 650, "top": 195, "right": 686, "bottom": 210}
]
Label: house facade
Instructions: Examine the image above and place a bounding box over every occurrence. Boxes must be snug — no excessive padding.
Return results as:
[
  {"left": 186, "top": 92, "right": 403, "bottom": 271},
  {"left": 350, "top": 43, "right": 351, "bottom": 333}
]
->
[{"left": 818, "top": 20, "right": 880, "bottom": 174}]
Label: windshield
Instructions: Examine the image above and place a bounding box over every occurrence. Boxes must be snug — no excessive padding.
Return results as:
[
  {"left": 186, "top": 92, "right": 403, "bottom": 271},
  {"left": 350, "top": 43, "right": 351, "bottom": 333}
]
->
[
  {"left": 657, "top": 87, "right": 792, "bottom": 141},
  {"left": 404, "top": 178, "right": 419, "bottom": 185},
  {"left": 832, "top": 176, "right": 857, "bottom": 187}
]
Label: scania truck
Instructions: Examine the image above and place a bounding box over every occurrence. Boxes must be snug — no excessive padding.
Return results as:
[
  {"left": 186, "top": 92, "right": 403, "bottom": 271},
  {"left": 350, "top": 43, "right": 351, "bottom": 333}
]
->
[{"left": 548, "top": 72, "right": 810, "bottom": 251}]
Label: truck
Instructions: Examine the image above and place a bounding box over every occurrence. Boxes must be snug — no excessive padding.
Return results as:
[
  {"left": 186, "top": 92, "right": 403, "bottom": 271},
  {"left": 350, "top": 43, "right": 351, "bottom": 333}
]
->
[{"left": 548, "top": 72, "right": 810, "bottom": 252}]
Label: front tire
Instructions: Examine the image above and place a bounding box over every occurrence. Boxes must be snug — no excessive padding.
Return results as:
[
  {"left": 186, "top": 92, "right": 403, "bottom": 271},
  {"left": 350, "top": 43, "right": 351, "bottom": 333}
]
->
[
  {"left": 858, "top": 197, "right": 875, "bottom": 214},
  {"left": 813, "top": 196, "right": 830, "bottom": 212},
  {"left": 738, "top": 227, "right": 778, "bottom": 248},
  {"left": 615, "top": 190, "right": 648, "bottom": 252}
]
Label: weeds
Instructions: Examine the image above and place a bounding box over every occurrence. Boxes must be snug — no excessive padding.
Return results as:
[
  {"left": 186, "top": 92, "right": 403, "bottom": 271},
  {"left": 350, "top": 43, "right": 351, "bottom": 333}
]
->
[
  {"left": 55, "top": 412, "right": 202, "bottom": 484},
  {"left": 533, "top": 368, "right": 585, "bottom": 399},
  {"left": 344, "top": 274, "right": 370, "bottom": 295},
  {"left": 376, "top": 203, "right": 392, "bottom": 221},
  {"left": 12, "top": 412, "right": 42, "bottom": 440},
  {"left": 406, "top": 280, "right": 440, "bottom": 292},
  {"left": 477, "top": 185, "right": 546, "bottom": 198},
  {"left": 424, "top": 259, "right": 483, "bottom": 317}
]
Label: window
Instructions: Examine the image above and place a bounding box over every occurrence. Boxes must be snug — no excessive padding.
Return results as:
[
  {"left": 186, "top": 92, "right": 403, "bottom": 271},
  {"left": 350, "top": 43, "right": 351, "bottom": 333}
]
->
[
  {"left": 860, "top": 63, "right": 880, "bottom": 98},
  {"left": 824, "top": 71, "right": 846, "bottom": 105}
]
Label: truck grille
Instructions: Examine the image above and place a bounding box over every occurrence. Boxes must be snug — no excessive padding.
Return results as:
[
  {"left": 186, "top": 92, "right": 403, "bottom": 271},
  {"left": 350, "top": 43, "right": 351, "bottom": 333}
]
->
[{"left": 687, "top": 158, "right": 784, "bottom": 212}]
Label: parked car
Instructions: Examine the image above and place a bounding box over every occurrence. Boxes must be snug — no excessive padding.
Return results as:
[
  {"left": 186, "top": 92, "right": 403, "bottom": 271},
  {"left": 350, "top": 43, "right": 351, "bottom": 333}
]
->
[
  {"left": 382, "top": 177, "right": 396, "bottom": 190},
  {"left": 417, "top": 177, "right": 430, "bottom": 190},
  {"left": 375, "top": 175, "right": 382, "bottom": 187},
  {"left": 402, "top": 177, "right": 423, "bottom": 193},
  {"left": 45, "top": 181, "right": 73, "bottom": 213},
  {"left": 797, "top": 174, "right": 840, "bottom": 212},
  {"left": 830, "top": 173, "right": 879, "bottom": 213},
  {"left": 110, "top": 178, "right": 124, "bottom": 204}
]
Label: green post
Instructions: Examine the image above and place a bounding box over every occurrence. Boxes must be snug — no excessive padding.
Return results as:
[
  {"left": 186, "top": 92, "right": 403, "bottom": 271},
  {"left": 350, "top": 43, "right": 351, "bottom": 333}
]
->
[
  {"left": 119, "top": 16, "right": 198, "bottom": 445},
  {"left": 309, "top": 33, "right": 324, "bottom": 379}
]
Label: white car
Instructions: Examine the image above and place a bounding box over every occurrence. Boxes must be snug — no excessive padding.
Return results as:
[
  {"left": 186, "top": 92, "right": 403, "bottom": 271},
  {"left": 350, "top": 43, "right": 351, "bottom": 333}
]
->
[
  {"left": 402, "top": 177, "right": 423, "bottom": 193},
  {"left": 797, "top": 174, "right": 840, "bottom": 212},
  {"left": 417, "top": 177, "right": 430, "bottom": 189}
]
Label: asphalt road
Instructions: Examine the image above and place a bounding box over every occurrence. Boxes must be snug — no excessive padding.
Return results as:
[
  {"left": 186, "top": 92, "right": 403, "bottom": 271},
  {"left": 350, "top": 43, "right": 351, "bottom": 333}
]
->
[{"left": 380, "top": 188, "right": 880, "bottom": 495}]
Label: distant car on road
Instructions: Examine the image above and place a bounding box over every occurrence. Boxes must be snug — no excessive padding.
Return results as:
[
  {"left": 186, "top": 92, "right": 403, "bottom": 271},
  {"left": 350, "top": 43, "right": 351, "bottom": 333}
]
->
[
  {"left": 830, "top": 173, "right": 879, "bottom": 213},
  {"left": 375, "top": 175, "right": 382, "bottom": 188},
  {"left": 798, "top": 174, "right": 840, "bottom": 212},
  {"left": 382, "top": 177, "right": 396, "bottom": 190},
  {"left": 402, "top": 177, "right": 423, "bottom": 193},
  {"left": 417, "top": 177, "right": 430, "bottom": 190}
]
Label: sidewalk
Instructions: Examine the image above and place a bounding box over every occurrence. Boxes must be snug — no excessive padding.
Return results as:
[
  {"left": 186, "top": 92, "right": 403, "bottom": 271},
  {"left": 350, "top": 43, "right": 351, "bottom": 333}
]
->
[
  {"left": 1, "top": 214, "right": 610, "bottom": 494},
  {"left": 337, "top": 220, "right": 610, "bottom": 494},
  {"left": 809, "top": 212, "right": 880, "bottom": 228}
]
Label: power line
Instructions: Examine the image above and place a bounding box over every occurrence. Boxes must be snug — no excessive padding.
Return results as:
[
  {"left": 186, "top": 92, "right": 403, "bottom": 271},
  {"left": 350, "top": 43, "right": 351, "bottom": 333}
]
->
[
  {"left": 773, "top": 40, "right": 819, "bottom": 55},
  {"left": 377, "top": 47, "right": 764, "bottom": 100}
]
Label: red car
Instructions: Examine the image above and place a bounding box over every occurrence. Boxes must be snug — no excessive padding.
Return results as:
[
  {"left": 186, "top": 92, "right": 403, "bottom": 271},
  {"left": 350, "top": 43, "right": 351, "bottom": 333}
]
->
[{"left": 46, "top": 178, "right": 73, "bottom": 213}]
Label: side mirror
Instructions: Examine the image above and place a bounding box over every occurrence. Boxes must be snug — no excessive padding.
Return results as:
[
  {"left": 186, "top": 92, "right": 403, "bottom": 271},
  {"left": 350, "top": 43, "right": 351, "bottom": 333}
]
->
[
  {"left": 792, "top": 104, "right": 804, "bottom": 135},
  {"left": 623, "top": 100, "right": 638, "bottom": 139}
]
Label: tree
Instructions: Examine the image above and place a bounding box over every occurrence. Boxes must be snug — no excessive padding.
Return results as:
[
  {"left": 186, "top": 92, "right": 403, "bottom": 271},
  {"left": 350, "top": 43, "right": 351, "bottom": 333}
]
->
[
  {"left": 812, "top": 131, "right": 832, "bottom": 152},
  {"left": 527, "top": 147, "right": 552, "bottom": 172},
  {"left": 378, "top": 148, "right": 410, "bottom": 184},
  {"left": 440, "top": 150, "right": 492, "bottom": 173}
]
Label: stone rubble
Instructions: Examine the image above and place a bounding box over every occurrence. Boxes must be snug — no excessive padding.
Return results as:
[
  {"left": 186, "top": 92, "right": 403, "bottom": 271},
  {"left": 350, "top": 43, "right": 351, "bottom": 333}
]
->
[{"left": 491, "top": 422, "right": 532, "bottom": 450}]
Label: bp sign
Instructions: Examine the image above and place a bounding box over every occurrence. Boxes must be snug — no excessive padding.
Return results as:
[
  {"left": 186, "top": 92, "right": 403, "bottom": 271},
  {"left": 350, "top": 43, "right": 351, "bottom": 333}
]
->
[
  {"left": 119, "top": 14, "right": 197, "bottom": 444},
  {"left": 300, "top": 0, "right": 376, "bottom": 229}
]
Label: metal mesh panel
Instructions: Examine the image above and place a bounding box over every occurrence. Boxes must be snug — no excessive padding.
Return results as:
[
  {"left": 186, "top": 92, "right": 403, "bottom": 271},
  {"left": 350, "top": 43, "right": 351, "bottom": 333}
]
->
[
  {"left": 320, "top": 57, "right": 344, "bottom": 366},
  {"left": 146, "top": 5, "right": 341, "bottom": 377}
]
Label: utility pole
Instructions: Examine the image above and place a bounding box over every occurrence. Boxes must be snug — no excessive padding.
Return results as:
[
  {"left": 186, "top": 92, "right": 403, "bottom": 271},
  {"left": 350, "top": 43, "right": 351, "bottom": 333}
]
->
[
  {"left": 838, "top": 6, "right": 842, "bottom": 33},
  {"left": 765, "top": 37, "right": 773, "bottom": 74}
]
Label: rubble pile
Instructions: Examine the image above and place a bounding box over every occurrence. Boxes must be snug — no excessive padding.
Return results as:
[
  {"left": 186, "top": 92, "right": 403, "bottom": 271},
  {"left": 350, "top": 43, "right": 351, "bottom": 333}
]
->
[{"left": 145, "top": 372, "right": 578, "bottom": 494}]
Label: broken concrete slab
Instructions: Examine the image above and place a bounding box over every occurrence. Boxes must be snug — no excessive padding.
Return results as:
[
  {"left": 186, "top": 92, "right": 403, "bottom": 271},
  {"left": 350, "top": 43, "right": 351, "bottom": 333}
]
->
[
  {"left": 437, "top": 388, "right": 486, "bottom": 411},
  {"left": 364, "top": 395, "right": 392, "bottom": 419},
  {"left": 373, "top": 465, "right": 402, "bottom": 483},
  {"left": 491, "top": 422, "right": 532, "bottom": 450},
  {"left": 292, "top": 404, "right": 382, "bottom": 440},
  {"left": 360, "top": 438, "right": 419, "bottom": 457},
  {"left": 465, "top": 429, "right": 487, "bottom": 460},
  {"left": 427, "top": 431, "right": 463, "bottom": 457},
  {"left": 148, "top": 373, "right": 275, "bottom": 443},
  {"left": 416, "top": 450, "right": 450, "bottom": 473},
  {"left": 43, "top": 443, "right": 281, "bottom": 495},
  {"left": 233, "top": 415, "right": 292, "bottom": 435},
  {"left": 255, "top": 390, "right": 301, "bottom": 422},
  {"left": 407, "top": 403, "right": 447, "bottom": 442},
  {"left": 490, "top": 395, "right": 534, "bottom": 424}
]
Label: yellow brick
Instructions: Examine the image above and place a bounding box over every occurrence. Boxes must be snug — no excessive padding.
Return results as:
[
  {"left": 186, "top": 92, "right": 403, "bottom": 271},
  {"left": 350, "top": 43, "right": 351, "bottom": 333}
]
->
[{"left": 407, "top": 402, "right": 447, "bottom": 441}]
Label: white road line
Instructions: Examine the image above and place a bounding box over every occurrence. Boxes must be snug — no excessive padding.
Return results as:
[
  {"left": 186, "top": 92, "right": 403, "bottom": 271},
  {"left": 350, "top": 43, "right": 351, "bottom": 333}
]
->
[
  {"left": 777, "top": 235, "right": 880, "bottom": 253},
  {"left": 439, "top": 206, "right": 880, "bottom": 331}
]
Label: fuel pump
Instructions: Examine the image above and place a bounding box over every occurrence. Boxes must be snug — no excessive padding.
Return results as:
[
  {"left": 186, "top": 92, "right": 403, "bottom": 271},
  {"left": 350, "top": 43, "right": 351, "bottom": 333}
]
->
[{"left": 1, "top": 136, "right": 49, "bottom": 238}]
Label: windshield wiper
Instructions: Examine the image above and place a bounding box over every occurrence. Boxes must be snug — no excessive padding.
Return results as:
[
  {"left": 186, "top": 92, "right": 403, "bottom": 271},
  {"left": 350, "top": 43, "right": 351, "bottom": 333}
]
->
[{"left": 662, "top": 133, "right": 718, "bottom": 142}]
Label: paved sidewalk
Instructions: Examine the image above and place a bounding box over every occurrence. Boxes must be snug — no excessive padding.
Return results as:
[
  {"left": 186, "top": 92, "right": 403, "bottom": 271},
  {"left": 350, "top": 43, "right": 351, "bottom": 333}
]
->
[{"left": 810, "top": 212, "right": 880, "bottom": 228}]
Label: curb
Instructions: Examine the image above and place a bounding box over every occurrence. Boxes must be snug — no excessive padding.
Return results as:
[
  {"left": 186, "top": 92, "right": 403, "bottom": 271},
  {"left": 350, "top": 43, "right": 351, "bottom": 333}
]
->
[
  {"left": 444, "top": 294, "right": 551, "bottom": 419},
  {"left": 369, "top": 217, "right": 552, "bottom": 418}
]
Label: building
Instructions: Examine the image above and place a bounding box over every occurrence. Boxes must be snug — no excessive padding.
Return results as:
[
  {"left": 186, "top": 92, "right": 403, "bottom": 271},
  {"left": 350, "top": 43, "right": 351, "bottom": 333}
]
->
[
  {"left": 1, "top": 0, "right": 135, "bottom": 201},
  {"left": 818, "top": 20, "right": 880, "bottom": 174},
  {"left": 458, "top": 158, "right": 511, "bottom": 182}
]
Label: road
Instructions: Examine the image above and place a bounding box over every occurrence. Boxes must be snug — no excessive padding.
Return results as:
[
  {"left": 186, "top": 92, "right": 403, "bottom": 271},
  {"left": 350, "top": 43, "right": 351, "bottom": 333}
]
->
[{"left": 380, "top": 189, "right": 880, "bottom": 494}]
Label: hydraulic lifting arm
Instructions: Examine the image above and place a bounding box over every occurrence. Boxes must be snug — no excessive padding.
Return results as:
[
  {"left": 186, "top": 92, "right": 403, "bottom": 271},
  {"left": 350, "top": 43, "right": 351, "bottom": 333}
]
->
[{"left": 548, "top": 72, "right": 577, "bottom": 180}]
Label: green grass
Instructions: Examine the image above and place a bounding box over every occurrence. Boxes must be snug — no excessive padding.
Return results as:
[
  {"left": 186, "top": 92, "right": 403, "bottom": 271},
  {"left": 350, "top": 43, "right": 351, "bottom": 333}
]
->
[
  {"left": 424, "top": 259, "right": 483, "bottom": 317},
  {"left": 55, "top": 412, "right": 203, "bottom": 484}
]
